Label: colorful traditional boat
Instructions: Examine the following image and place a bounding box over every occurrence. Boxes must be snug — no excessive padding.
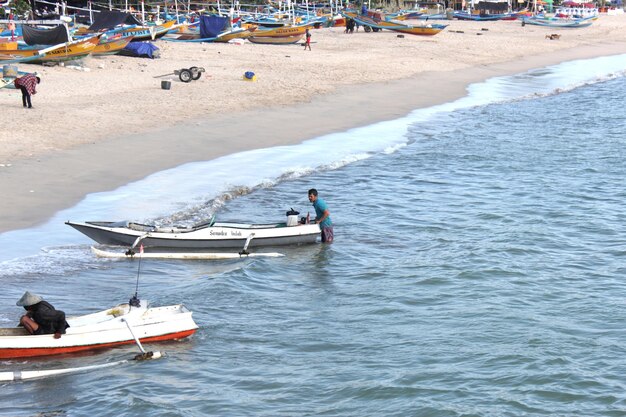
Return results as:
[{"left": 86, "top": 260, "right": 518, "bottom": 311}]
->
[
  {"left": 74, "top": 19, "right": 176, "bottom": 42},
  {"left": 163, "top": 26, "right": 256, "bottom": 43},
  {"left": 248, "top": 25, "right": 308, "bottom": 44},
  {"left": 216, "top": 26, "right": 257, "bottom": 42},
  {"left": 453, "top": 11, "right": 514, "bottom": 21},
  {"left": 324, "top": 14, "right": 347, "bottom": 27},
  {"left": 521, "top": 15, "right": 594, "bottom": 28},
  {"left": 122, "top": 20, "right": 176, "bottom": 41},
  {"left": 341, "top": 11, "right": 447, "bottom": 36},
  {"left": 92, "top": 34, "right": 133, "bottom": 56},
  {"left": 0, "top": 299, "right": 198, "bottom": 359},
  {"left": 163, "top": 14, "right": 256, "bottom": 43},
  {"left": 0, "top": 36, "right": 99, "bottom": 64},
  {"left": 65, "top": 215, "right": 321, "bottom": 250},
  {"left": 392, "top": 11, "right": 424, "bottom": 20}
]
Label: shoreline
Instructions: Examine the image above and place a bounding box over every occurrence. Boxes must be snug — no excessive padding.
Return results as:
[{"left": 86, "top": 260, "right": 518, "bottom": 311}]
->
[{"left": 2, "top": 21, "right": 626, "bottom": 234}]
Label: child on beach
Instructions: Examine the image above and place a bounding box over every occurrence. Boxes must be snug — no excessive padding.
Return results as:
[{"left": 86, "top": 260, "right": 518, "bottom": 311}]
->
[{"left": 304, "top": 28, "right": 312, "bottom": 51}]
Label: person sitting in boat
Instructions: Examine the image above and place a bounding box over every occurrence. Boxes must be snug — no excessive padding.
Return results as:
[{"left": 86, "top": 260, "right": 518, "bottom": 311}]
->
[{"left": 16, "top": 291, "right": 69, "bottom": 339}]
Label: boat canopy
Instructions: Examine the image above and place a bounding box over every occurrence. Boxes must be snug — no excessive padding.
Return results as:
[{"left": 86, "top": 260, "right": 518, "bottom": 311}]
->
[
  {"left": 22, "top": 24, "right": 69, "bottom": 45},
  {"left": 475, "top": 1, "right": 510, "bottom": 12},
  {"left": 88, "top": 11, "right": 142, "bottom": 31},
  {"left": 200, "top": 15, "right": 228, "bottom": 39}
]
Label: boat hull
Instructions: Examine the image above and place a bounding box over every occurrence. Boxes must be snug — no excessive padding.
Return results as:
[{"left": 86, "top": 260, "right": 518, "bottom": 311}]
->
[
  {"left": 341, "top": 11, "right": 447, "bottom": 36},
  {"left": 522, "top": 17, "right": 594, "bottom": 27},
  {"left": 248, "top": 34, "right": 304, "bottom": 44},
  {"left": 216, "top": 28, "right": 257, "bottom": 42},
  {"left": 0, "top": 329, "right": 196, "bottom": 359},
  {"left": 0, "top": 301, "right": 198, "bottom": 359},
  {"left": 0, "top": 36, "right": 99, "bottom": 64},
  {"left": 124, "top": 20, "right": 175, "bottom": 41},
  {"left": 66, "top": 220, "right": 321, "bottom": 249},
  {"left": 248, "top": 25, "right": 308, "bottom": 44},
  {"left": 92, "top": 36, "right": 132, "bottom": 56}
]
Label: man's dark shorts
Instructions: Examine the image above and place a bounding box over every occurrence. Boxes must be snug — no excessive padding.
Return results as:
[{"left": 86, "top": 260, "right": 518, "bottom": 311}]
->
[{"left": 321, "top": 226, "right": 334, "bottom": 243}]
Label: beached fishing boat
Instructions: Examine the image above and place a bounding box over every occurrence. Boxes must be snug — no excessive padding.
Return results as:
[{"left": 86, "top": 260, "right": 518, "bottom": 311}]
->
[
  {"left": 92, "top": 34, "right": 133, "bottom": 56},
  {"left": 392, "top": 11, "right": 424, "bottom": 20},
  {"left": 521, "top": 15, "right": 594, "bottom": 28},
  {"left": 0, "top": 299, "right": 198, "bottom": 359},
  {"left": 74, "top": 13, "right": 176, "bottom": 42},
  {"left": 163, "top": 14, "right": 256, "bottom": 43},
  {"left": 66, "top": 214, "right": 321, "bottom": 249},
  {"left": 341, "top": 11, "right": 447, "bottom": 36},
  {"left": 123, "top": 20, "right": 176, "bottom": 41},
  {"left": 453, "top": 11, "right": 515, "bottom": 20},
  {"left": 163, "top": 26, "right": 256, "bottom": 43},
  {"left": 248, "top": 25, "right": 308, "bottom": 44},
  {"left": 216, "top": 26, "right": 257, "bottom": 42},
  {"left": 0, "top": 35, "right": 99, "bottom": 64}
]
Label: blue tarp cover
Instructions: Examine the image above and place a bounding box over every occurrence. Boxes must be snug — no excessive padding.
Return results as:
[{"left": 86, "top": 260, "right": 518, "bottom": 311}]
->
[
  {"left": 121, "top": 41, "right": 159, "bottom": 58},
  {"left": 199, "top": 15, "right": 228, "bottom": 38}
]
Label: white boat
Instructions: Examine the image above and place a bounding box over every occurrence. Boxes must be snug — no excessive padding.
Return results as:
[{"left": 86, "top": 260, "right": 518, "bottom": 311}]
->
[
  {"left": 0, "top": 299, "right": 198, "bottom": 359},
  {"left": 66, "top": 212, "right": 320, "bottom": 250}
]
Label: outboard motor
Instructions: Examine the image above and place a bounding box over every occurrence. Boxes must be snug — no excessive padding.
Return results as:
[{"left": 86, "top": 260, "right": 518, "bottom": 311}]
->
[{"left": 286, "top": 208, "right": 300, "bottom": 226}]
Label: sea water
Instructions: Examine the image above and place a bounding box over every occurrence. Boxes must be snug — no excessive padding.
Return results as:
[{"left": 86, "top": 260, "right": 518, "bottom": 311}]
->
[{"left": 1, "top": 54, "right": 625, "bottom": 416}]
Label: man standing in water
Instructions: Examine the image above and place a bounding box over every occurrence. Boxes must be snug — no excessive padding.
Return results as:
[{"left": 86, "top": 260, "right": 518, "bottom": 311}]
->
[{"left": 308, "top": 188, "right": 333, "bottom": 243}]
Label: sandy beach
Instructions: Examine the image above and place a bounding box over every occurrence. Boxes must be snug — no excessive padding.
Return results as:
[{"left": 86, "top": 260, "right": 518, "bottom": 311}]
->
[{"left": 2, "top": 15, "right": 626, "bottom": 233}]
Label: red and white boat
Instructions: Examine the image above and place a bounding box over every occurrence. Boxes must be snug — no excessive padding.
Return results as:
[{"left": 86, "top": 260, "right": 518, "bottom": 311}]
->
[{"left": 0, "top": 299, "right": 198, "bottom": 359}]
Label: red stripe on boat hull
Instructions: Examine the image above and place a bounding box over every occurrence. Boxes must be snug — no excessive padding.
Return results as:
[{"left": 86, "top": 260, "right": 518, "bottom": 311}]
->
[{"left": 0, "top": 329, "right": 197, "bottom": 359}]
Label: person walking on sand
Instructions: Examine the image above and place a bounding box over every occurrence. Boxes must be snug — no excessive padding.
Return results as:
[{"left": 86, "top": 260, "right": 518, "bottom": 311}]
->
[
  {"left": 308, "top": 188, "right": 333, "bottom": 243},
  {"left": 14, "top": 73, "right": 40, "bottom": 109},
  {"left": 304, "top": 28, "right": 312, "bottom": 51}
]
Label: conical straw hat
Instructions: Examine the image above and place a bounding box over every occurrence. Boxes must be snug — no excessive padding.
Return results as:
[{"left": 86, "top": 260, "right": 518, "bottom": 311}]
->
[{"left": 16, "top": 291, "right": 43, "bottom": 307}]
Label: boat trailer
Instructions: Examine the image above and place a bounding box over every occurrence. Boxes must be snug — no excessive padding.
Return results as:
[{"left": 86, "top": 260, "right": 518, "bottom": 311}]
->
[{"left": 154, "top": 66, "right": 205, "bottom": 83}]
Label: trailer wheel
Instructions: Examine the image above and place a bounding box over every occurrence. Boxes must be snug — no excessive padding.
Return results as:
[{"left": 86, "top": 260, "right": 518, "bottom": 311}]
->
[
  {"left": 179, "top": 69, "right": 193, "bottom": 83},
  {"left": 364, "top": 25, "right": 372, "bottom": 32},
  {"left": 372, "top": 27, "right": 380, "bottom": 32},
  {"left": 190, "top": 66, "right": 202, "bottom": 80}
]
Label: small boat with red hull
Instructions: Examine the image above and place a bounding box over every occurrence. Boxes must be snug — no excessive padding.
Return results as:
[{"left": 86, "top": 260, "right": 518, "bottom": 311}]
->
[{"left": 0, "top": 299, "right": 198, "bottom": 359}]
